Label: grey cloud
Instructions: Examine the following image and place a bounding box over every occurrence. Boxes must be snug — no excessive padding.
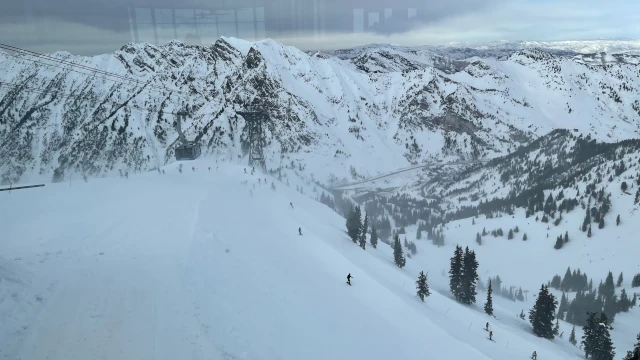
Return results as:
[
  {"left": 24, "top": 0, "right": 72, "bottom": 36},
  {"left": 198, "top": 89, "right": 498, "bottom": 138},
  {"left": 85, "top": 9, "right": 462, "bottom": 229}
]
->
[{"left": 0, "top": 0, "right": 638, "bottom": 55}]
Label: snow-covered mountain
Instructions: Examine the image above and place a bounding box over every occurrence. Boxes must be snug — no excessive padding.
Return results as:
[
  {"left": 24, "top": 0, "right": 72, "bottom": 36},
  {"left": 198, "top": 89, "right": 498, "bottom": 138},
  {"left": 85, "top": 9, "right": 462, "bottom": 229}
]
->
[{"left": 2, "top": 38, "right": 640, "bottom": 186}]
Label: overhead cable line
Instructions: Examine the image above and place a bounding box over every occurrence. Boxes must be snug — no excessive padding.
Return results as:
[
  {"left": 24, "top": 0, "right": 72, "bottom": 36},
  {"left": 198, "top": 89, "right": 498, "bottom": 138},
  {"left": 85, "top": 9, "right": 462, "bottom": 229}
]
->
[{"left": 0, "top": 43, "right": 187, "bottom": 98}]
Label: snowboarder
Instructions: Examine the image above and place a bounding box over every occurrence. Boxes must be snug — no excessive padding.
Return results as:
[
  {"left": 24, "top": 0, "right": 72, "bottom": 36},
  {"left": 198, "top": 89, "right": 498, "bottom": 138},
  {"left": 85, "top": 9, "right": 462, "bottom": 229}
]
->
[
  {"left": 347, "top": 273, "right": 352, "bottom": 285},
  {"left": 299, "top": 227, "right": 302, "bottom": 235},
  {"left": 489, "top": 331, "right": 493, "bottom": 341},
  {"left": 531, "top": 351, "right": 537, "bottom": 360}
]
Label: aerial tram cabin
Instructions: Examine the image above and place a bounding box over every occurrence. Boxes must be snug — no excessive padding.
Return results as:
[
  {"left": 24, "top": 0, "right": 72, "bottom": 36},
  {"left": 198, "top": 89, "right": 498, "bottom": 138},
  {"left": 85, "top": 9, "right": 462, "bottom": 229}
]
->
[
  {"left": 175, "top": 142, "right": 202, "bottom": 161},
  {"left": 173, "top": 111, "right": 202, "bottom": 161}
]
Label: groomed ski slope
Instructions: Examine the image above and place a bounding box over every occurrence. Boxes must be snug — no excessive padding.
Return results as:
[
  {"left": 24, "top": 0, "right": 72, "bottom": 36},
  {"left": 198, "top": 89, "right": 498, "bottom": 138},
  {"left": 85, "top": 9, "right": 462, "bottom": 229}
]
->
[{"left": 0, "top": 160, "right": 618, "bottom": 360}]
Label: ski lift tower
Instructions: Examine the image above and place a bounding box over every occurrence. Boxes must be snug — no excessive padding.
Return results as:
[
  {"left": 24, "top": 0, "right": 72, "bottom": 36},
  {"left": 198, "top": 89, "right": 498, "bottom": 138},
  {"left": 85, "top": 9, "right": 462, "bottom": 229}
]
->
[{"left": 236, "top": 98, "right": 268, "bottom": 171}]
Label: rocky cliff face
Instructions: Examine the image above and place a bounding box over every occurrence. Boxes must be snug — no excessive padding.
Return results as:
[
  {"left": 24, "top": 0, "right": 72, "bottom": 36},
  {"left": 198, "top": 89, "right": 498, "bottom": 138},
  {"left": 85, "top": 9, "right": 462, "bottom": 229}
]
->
[{"left": 1, "top": 38, "right": 639, "bottom": 185}]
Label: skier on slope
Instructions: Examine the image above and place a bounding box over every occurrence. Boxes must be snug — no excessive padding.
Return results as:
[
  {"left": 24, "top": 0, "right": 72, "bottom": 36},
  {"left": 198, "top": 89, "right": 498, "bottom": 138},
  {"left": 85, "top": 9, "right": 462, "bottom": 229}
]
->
[
  {"left": 485, "top": 322, "right": 489, "bottom": 331},
  {"left": 489, "top": 331, "right": 493, "bottom": 341},
  {"left": 531, "top": 351, "right": 537, "bottom": 360},
  {"left": 347, "top": 273, "right": 352, "bottom": 285},
  {"left": 299, "top": 227, "right": 302, "bottom": 235},
  {"left": 290, "top": 202, "right": 294, "bottom": 208}
]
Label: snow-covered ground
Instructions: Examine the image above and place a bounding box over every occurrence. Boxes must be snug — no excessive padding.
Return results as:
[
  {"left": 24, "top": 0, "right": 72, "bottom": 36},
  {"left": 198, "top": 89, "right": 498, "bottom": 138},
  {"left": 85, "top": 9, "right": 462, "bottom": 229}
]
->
[{"left": 1, "top": 160, "right": 638, "bottom": 359}]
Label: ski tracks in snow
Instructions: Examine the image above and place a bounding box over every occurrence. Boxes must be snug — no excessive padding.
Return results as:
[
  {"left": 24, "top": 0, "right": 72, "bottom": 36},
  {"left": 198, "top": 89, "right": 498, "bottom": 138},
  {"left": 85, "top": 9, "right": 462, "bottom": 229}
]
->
[{"left": 11, "top": 178, "right": 225, "bottom": 360}]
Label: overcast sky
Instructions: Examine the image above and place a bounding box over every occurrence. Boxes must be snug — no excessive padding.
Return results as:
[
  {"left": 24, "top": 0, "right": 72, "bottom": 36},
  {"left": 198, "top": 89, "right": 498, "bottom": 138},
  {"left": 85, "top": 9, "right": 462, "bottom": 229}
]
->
[{"left": 1, "top": 0, "right": 638, "bottom": 55}]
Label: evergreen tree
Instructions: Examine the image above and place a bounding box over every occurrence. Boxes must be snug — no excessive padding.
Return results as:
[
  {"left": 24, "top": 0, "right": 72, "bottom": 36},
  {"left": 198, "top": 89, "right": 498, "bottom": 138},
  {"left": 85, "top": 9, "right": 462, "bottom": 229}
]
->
[
  {"left": 588, "top": 225, "right": 592, "bottom": 237},
  {"left": 359, "top": 212, "right": 368, "bottom": 250},
  {"left": 449, "top": 245, "right": 464, "bottom": 301},
  {"left": 476, "top": 232, "right": 482, "bottom": 245},
  {"left": 616, "top": 214, "right": 621, "bottom": 226},
  {"left": 582, "top": 211, "right": 590, "bottom": 232},
  {"left": 561, "top": 267, "right": 572, "bottom": 292},
  {"left": 554, "top": 235, "right": 564, "bottom": 249},
  {"left": 582, "top": 312, "right": 598, "bottom": 358},
  {"left": 370, "top": 225, "right": 378, "bottom": 249},
  {"left": 622, "top": 333, "right": 640, "bottom": 360},
  {"left": 632, "top": 293, "right": 637, "bottom": 307},
  {"left": 599, "top": 217, "right": 605, "bottom": 229},
  {"left": 460, "top": 247, "right": 479, "bottom": 305},
  {"left": 482, "top": 227, "right": 487, "bottom": 236},
  {"left": 529, "top": 285, "right": 558, "bottom": 339},
  {"left": 603, "top": 294, "right": 618, "bottom": 323},
  {"left": 603, "top": 271, "right": 616, "bottom": 299},
  {"left": 564, "top": 231, "right": 569, "bottom": 243},
  {"left": 416, "top": 271, "right": 430, "bottom": 302},
  {"left": 484, "top": 279, "right": 494, "bottom": 316},
  {"left": 569, "top": 325, "right": 577, "bottom": 346},
  {"left": 619, "top": 289, "right": 631, "bottom": 312},
  {"left": 393, "top": 234, "right": 406, "bottom": 268},
  {"left": 523, "top": 233, "right": 528, "bottom": 241},
  {"left": 553, "top": 319, "right": 560, "bottom": 336},
  {"left": 516, "top": 287, "right": 524, "bottom": 302},
  {"left": 583, "top": 312, "right": 616, "bottom": 360},
  {"left": 594, "top": 313, "right": 616, "bottom": 360},
  {"left": 617, "top": 272, "right": 624, "bottom": 287},
  {"left": 508, "top": 229, "right": 514, "bottom": 240},
  {"left": 416, "top": 227, "right": 422, "bottom": 240},
  {"left": 514, "top": 225, "right": 520, "bottom": 233},
  {"left": 346, "top": 206, "right": 361, "bottom": 243},
  {"left": 558, "top": 292, "right": 569, "bottom": 320}
]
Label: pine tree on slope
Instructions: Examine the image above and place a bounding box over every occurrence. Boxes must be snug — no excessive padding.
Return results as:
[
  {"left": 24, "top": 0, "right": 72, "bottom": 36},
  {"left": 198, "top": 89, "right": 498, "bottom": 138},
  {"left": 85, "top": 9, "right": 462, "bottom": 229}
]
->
[
  {"left": 449, "top": 245, "right": 464, "bottom": 301},
  {"left": 370, "top": 225, "right": 378, "bottom": 249},
  {"left": 393, "top": 234, "right": 406, "bottom": 268},
  {"left": 569, "top": 325, "right": 577, "bottom": 346},
  {"left": 529, "top": 285, "right": 558, "bottom": 339},
  {"left": 416, "top": 271, "right": 430, "bottom": 302},
  {"left": 594, "top": 313, "right": 616, "bottom": 360},
  {"left": 622, "top": 333, "right": 640, "bottom": 360},
  {"left": 460, "top": 247, "right": 479, "bottom": 305},
  {"left": 346, "top": 206, "right": 361, "bottom": 243},
  {"left": 582, "top": 312, "right": 598, "bottom": 359},
  {"left": 359, "top": 212, "right": 368, "bottom": 250},
  {"left": 484, "top": 279, "right": 494, "bottom": 316},
  {"left": 582, "top": 312, "right": 615, "bottom": 360},
  {"left": 557, "top": 292, "right": 569, "bottom": 320}
]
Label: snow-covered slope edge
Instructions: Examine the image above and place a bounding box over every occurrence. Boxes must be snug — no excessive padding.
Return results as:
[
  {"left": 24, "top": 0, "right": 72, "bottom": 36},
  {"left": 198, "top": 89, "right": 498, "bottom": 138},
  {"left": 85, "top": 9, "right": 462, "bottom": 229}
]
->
[{"left": 4, "top": 161, "right": 634, "bottom": 359}]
